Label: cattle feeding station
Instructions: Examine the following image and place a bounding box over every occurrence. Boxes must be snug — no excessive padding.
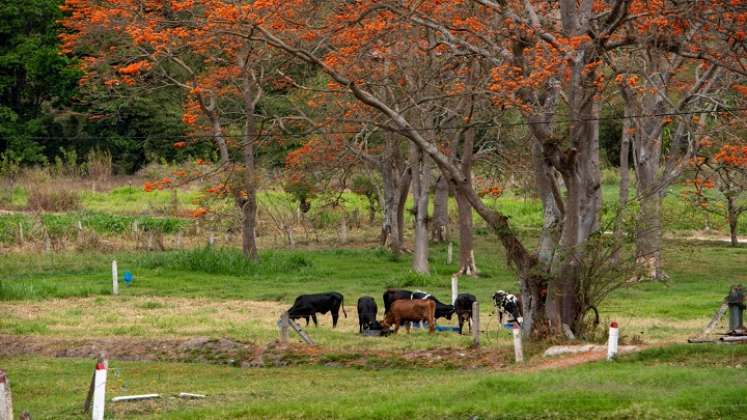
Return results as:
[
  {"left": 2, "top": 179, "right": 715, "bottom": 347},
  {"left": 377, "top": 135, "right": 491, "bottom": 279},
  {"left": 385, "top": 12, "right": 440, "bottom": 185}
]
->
[{"left": 688, "top": 284, "right": 747, "bottom": 344}]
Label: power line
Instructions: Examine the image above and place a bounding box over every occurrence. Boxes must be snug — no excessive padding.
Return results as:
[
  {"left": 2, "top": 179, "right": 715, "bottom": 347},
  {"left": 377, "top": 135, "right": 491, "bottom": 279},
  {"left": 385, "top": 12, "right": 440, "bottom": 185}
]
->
[{"left": 3, "top": 107, "right": 745, "bottom": 142}]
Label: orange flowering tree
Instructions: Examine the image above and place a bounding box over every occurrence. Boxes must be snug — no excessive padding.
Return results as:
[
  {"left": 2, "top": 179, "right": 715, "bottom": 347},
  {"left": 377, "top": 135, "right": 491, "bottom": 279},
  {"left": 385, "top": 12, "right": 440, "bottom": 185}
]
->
[
  {"left": 605, "top": 0, "right": 747, "bottom": 279},
  {"left": 689, "top": 104, "right": 747, "bottom": 246},
  {"left": 245, "top": 0, "right": 747, "bottom": 336},
  {"left": 60, "top": 0, "right": 305, "bottom": 260}
]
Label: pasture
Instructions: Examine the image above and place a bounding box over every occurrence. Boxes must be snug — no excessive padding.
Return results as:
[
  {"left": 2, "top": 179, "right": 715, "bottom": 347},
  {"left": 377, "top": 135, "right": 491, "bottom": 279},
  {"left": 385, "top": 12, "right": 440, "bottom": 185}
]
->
[{"left": 2, "top": 236, "right": 746, "bottom": 418}]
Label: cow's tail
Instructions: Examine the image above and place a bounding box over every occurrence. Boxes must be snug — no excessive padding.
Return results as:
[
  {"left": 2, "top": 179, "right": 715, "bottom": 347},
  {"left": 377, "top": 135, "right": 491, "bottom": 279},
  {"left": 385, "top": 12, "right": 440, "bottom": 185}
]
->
[{"left": 341, "top": 296, "right": 348, "bottom": 318}]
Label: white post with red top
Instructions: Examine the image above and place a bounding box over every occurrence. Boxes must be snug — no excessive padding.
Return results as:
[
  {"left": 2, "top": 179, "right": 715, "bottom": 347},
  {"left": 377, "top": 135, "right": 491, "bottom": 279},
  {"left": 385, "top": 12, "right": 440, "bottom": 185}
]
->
[
  {"left": 92, "top": 357, "right": 108, "bottom": 420},
  {"left": 84, "top": 352, "right": 109, "bottom": 419},
  {"left": 607, "top": 321, "right": 619, "bottom": 360},
  {"left": 0, "top": 369, "right": 13, "bottom": 420},
  {"left": 512, "top": 322, "right": 524, "bottom": 363}
]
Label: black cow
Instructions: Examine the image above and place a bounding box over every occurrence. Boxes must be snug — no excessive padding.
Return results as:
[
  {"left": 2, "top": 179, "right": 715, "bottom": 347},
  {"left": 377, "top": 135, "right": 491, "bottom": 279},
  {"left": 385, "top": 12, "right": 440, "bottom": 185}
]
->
[
  {"left": 492, "top": 290, "right": 521, "bottom": 325},
  {"left": 357, "top": 296, "right": 378, "bottom": 333},
  {"left": 382, "top": 289, "right": 455, "bottom": 320},
  {"left": 454, "top": 293, "right": 476, "bottom": 335},
  {"left": 287, "top": 292, "right": 347, "bottom": 328}
]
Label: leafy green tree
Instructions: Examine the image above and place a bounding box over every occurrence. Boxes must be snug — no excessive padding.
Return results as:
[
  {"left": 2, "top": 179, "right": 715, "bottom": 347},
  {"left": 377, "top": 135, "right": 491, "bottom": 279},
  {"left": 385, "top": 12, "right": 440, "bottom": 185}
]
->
[{"left": 0, "top": 0, "right": 80, "bottom": 163}]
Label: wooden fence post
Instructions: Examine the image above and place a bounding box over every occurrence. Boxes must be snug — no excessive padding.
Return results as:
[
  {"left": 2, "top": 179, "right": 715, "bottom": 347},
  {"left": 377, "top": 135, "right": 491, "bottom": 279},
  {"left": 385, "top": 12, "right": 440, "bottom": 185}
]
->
[
  {"left": 279, "top": 312, "right": 289, "bottom": 345},
  {"left": 111, "top": 260, "right": 118, "bottom": 296},
  {"left": 17, "top": 223, "right": 24, "bottom": 244},
  {"left": 512, "top": 322, "right": 524, "bottom": 363},
  {"left": 208, "top": 233, "right": 215, "bottom": 248},
  {"left": 472, "top": 301, "right": 480, "bottom": 347},
  {"left": 0, "top": 369, "right": 13, "bottom": 420},
  {"left": 84, "top": 352, "right": 108, "bottom": 420},
  {"left": 447, "top": 242, "right": 453, "bottom": 264}
]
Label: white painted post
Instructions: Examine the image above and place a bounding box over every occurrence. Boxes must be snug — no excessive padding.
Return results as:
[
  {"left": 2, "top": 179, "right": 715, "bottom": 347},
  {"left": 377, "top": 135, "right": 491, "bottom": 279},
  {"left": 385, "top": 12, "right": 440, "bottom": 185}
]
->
[
  {"left": 447, "top": 242, "right": 453, "bottom": 264},
  {"left": 607, "top": 321, "right": 619, "bottom": 361},
  {"left": 17, "top": 223, "right": 24, "bottom": 244},
  {"left": 512, "top": 322, "right": 524, "bottom": 363},
  {"left": 92, "top": 356, "right": 108, "bottom": 420},
  {"left": 0, "top": 369, "right": 13, "bottom": 420},
  {"left": 451, "top": 275, "right": 459, "bottom": 305},
  {"left": 111, "top": 260, "right": 118, "bottom": 296},
  {"left": 472, "top": 301, "right": 480, "bottom": 347},
  {"left": 84, "top": 352, "right": 108, "bottom": 418}
]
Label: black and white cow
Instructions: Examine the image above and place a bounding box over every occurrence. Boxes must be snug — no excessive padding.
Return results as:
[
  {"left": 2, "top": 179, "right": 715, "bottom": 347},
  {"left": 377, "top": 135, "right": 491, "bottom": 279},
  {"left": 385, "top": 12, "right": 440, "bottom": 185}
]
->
[
  {"left": 454, "top": 293, "right": 476, "bottom": 335},
  {"left": 287, "top": 292, "right": 347, "bottom": 328},
  {"left": 383, "top": 289, "right": 455, "bottom": 320},
  {"left": 492, "top": 290, "right": 522, "bottom": 325},
  {"left": 357, "top": 296, "right": 378, "bottom": 333}
]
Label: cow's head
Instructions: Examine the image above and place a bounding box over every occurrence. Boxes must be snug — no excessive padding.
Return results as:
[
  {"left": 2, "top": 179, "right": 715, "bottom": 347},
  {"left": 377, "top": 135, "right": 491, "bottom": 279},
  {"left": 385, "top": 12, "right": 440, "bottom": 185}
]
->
[
  {"left": 442, "top": 304, "right": 456, "bottom": 320},
  {"left": 287, "top": 303, "right": 311, "bottom": 320},
  {"left": 380, "top": 312, "right": 395, "bottom": 330}
]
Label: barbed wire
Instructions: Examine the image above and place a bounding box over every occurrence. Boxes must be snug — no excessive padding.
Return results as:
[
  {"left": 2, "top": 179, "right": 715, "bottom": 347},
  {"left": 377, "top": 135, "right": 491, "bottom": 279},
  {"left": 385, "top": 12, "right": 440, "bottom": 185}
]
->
[{"left": 2, "top": 107, "right": 745, "bottom": 142}]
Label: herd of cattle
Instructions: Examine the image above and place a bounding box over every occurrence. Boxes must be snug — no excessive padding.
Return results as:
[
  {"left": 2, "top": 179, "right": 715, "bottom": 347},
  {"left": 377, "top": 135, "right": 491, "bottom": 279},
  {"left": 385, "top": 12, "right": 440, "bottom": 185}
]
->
[{"left": 286, "top": 289, "right": 523, "bottom": 335}]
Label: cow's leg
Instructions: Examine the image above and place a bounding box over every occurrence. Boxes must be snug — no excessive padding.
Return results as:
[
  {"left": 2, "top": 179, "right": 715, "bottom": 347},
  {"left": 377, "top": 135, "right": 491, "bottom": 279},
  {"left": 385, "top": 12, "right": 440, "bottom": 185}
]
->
[
  {"left": 304, "top": 316, "right": 310, "bottom": 326},
  {"left": 359, "top": 319, "right": 363, "bottom": 334},
  {"left": 312, "top": 313, "right": 318, "bottom": 327},
  {"left": 332, "top": 309, "right": 339, "bottom": 328},
  {"left": 406, "top": 322, "right": 411, "bottom": 334},
  {"left": 393, "top": 320, "right": 400, "bottom": 334},
  {"left": 458, "top": 314, "right": 464, "bottom": 335}
]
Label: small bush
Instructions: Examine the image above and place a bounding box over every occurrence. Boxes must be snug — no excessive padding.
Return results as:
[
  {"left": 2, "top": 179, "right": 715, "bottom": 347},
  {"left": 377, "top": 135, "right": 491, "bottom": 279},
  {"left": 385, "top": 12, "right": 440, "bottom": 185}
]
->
[{"left": 26, "top": 187, "right": 81, "bottom": 212}]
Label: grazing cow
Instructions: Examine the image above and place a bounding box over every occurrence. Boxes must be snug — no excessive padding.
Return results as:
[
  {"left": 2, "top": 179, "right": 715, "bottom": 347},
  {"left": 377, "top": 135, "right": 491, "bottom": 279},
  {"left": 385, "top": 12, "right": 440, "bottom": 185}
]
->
[
  {"left": 381, "top": 299, "right": 436, "bottom": 334},
  {"left": 357, "top": 296, "right": 378, "bottom": 333},
  {"left": 287, "top": 292, "right": 347, "bottom": 328},
  {"left": 454, "top": 293, "right": 477, "bottom": 335},
  {"left": 492, "top": 290, "right": 522, "bottom": 325},
  {"left": 382, "top": 289, "right": 455, "bottom": 320}
]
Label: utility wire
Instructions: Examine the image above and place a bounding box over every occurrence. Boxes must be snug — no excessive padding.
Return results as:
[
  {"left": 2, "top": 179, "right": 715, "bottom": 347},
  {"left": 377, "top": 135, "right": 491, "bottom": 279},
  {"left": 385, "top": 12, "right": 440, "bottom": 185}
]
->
[{"left": 3, "top": 107, "right": 745, "bottom": 142}]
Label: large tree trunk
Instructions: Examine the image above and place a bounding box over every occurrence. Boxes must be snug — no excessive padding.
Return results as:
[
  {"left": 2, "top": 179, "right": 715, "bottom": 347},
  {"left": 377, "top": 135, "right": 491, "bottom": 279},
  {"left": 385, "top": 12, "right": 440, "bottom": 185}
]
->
[
  {"left": 727, "top": 195, "right": 740, "bottom": 247},
  {"left": 379, "top": 139, "right": 410, "bottom": 256},
  {"left": 455, "top": 187, "right": 477, "bottom": 275},
  {"left": 532, "top": 141, "right": 562, "bottom": 268},
  {"left": 452, "top": 127, "right": 478, "bottom": 276},
  {"left": 612, "top": 104, "right": 633, "bottom": 263},
  {"left": 633, "top": 117, "right": 664, "bottom": 280},
  {"left": 544, "top": 95, "right": 603, "bottom": 335},
  {"left": 239, "top": 59, "right": 260, "bottom": 261},
  {"left": 431, "top": 175, "right": 449, "bottom": 242},
  {"left": 410, "top": 144, "right": 430, "bottom": 273}
]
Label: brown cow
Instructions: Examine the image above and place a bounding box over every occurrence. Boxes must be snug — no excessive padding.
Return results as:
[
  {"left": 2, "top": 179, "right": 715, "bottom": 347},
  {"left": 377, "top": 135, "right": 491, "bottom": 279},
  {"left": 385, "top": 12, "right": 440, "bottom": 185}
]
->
[{"left": 380, "top": 299, "right": 436, "bottom": 334}]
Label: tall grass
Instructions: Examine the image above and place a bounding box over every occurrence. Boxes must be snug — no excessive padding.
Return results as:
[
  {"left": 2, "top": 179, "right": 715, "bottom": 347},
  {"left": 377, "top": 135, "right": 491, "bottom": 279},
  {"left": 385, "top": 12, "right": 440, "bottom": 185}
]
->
[{"left": 136, "top": 247, "right": 314, "bottom": 276}]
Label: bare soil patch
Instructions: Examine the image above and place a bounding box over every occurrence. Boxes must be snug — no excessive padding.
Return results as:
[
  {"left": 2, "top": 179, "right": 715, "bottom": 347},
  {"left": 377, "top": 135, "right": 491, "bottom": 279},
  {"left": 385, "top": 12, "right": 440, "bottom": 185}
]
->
[{"left": 0, "top": 334, "right": 520, "bottom": 369}]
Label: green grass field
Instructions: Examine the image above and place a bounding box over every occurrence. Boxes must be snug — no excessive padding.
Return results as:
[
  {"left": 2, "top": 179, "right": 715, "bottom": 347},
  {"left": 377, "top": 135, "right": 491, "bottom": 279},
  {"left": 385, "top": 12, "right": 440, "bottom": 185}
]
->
[
  {"left": 3, "top": 180, "right": 747, "bottom": 418},
  {"left": 3, "top": 344, "right": 746, "bottom": 419}
]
